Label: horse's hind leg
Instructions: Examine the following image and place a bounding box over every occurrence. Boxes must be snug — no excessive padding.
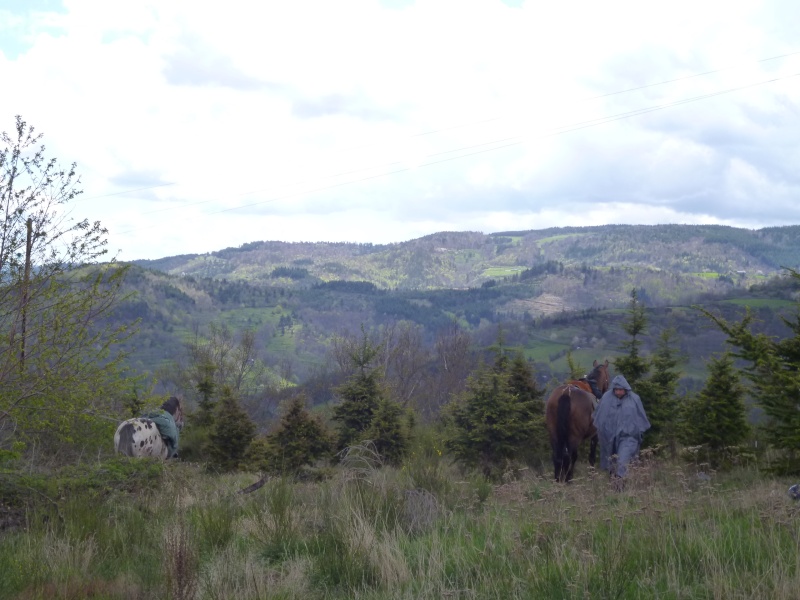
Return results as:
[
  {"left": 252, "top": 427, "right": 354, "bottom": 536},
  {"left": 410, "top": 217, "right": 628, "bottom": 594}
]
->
[
  {"left": 566, "top": 448, "right": 578, "bottom": 482},
  {"left": 552, "top": 451, "right": 565, "bottom": 482},
  {"left": 589, "top": 435, "right": 598, "bottom": 467}
]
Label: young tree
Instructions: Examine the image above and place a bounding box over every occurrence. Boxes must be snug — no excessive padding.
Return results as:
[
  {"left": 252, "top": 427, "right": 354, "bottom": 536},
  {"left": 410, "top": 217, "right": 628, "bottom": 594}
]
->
[
  {"left": 365, "top": 397, "right": 410, "bottom": 466},
  {"left": 444, "top": 336, "right": 543, "bottom": 478},
  {"left": 638, "top": 328, "right": 683, "bottom": 453},
  {"left": 160, "top": 322, "right": 267, "bottom": 406},
  {"left": 565, "top": 350, "right": 584, "bottom": 380},
  {"left": 701, "top": 272, "right": 800, "bottom": 472},
  {"left": 208, "top": 385, "right": 256, "bottom": 472},
  {"left": 0, "top": 116, "right": 136, "bottom": 455},
  {"left": 260, "top": 394, "right": 333, "bottom": 475},
  {"left": 679, "top": 352, "right": 749, "bottom": 468},
  {"left": 428, "top": 321, "right": 474, "bottom": 417},
  {"left": 331, "top": 327, "right": 385, "bottom": 451},
  {"left": 614, "top": 288, "right": 649, "bottom": 387}
]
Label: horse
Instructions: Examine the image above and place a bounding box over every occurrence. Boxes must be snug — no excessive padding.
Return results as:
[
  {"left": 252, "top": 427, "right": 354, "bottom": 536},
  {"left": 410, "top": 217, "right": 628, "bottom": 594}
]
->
[
  {"left": 114, "top": 397, "right": 184, "bottom": 460},
  {"left": 545, "top": 359, "right": 610, "bottom": 482}
]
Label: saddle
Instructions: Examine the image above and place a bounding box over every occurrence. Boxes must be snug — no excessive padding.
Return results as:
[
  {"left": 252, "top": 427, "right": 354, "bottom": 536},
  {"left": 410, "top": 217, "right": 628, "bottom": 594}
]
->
[{"left": 568, "top": 379, "right": 600, "bottom": 410}]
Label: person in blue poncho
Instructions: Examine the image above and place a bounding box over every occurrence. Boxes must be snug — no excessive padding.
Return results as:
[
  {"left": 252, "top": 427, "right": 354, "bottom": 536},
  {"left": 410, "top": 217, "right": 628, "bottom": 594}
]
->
[{"left": 592, "top": 374, "right": 651, "bottom": 478}]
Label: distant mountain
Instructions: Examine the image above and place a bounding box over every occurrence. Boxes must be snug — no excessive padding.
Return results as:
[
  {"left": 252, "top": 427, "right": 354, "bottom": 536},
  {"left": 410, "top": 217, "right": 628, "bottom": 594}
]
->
[
  {"left": 116, "top": 224, "right": 800, "bottom": 399},
  {"left": 132, "top": 224, "right": 800, "bottom": 292}
]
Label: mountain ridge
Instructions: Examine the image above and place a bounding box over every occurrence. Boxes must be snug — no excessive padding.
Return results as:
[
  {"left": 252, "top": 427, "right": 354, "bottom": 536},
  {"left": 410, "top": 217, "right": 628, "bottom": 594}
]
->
[{"left": 131, "top": 223, "right": 800, "bottom": 292}]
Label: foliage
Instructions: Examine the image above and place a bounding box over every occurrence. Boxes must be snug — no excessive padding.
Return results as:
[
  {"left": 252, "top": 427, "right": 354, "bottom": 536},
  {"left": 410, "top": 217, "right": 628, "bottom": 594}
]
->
[
  {"left": 194, "top": 359, "right": 216, "bottom": 428},
  {"left": 331, "top": 329, "right": 386, "bottom": 451},
  {"left": 614, "top": 288, "right": 650, "bottom": 386},
  {"left": 208, "top": 385, "right": 256, "bottom": 471},
  {"left": 638, "top": 328, "right": 683, "bottom": 453},
  {"left": 702, "top": 274, "right": 800, "bottom": 472},
  {"left": 444, "top": 338, "right": 544, "bottom": 478},
  {"left": 679, "top": 352, "right": 750, "bottom": 467},
  {"left": 0, "top": 456, "right": 164, "bottom": 511},
  {"left": 565, "top": 350, "right": 584, "bottom": 379},
  {"left": 249, "top": 394, "right": 334, "bottom": 475},
  {"left": 365, "top": 398, "right": 410, "bottom": 466},
  {"left": 158, "top": 321, "right": 267, "bottom": 412},
  {"left": 0, "top": 116, "right": 137, "bottom": 456}
]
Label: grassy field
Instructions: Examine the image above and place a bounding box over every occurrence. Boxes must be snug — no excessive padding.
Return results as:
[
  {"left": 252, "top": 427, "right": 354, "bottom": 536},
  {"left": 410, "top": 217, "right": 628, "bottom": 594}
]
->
[
  {"left": 482, "top": 267, "right": 525, "bottom": 278},
  {"left": 721, "top": 298, "right": 797, "bottom": 309},
  {"left": 2, "top": 447, "right": 799, "bottom": 600}
]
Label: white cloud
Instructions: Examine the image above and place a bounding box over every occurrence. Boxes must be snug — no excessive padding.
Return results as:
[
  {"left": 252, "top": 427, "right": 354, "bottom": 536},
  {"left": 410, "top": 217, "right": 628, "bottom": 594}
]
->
[{"left": 1, "top": 0, "right": 799, "bottom": 260}]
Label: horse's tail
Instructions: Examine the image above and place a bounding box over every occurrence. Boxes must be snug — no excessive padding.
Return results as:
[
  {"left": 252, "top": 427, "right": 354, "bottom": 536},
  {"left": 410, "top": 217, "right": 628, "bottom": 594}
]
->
[
  {"left": 115, "top": 422, "right": 136, "bottom": 456},
  {"left": 556, "top": 393, "right": 571, "bottom": 458}
]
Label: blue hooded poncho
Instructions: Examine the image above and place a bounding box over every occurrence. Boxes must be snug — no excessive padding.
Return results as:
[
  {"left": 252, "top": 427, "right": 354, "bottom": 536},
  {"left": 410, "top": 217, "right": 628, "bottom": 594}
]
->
[{"left": 592, "top": 374, "right": 650, "bottom": 474}]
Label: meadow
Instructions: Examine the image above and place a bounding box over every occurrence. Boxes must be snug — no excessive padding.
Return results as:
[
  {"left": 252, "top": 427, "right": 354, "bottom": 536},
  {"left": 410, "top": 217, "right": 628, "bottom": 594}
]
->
[{"left": 2, "top": 443, "right": 799, "bottom": 600}]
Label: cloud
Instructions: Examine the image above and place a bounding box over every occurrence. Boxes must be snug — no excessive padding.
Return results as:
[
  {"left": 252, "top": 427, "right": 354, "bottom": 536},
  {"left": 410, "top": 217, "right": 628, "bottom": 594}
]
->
[
  {"left": 1, "top": 0, "right": 799, "bottom": 261},
  {"left": 162, "top": 36, "right": 277, "bottom": 91}
]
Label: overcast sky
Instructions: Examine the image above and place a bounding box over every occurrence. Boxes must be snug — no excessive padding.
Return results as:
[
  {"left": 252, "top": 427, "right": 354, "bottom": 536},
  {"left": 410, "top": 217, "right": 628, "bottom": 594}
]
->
[{"left": 1, "top": 0, "right": 799, "bottom": 261}]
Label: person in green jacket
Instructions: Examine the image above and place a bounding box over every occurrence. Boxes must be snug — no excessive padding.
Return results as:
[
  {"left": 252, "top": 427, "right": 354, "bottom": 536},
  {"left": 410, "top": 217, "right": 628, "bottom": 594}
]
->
[{"left": 142, "top": 396, "right": 183, "bottom": 459}]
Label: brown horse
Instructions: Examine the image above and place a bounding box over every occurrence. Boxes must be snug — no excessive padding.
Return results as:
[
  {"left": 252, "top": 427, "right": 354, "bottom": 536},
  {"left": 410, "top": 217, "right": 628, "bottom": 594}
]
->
[{"left": 546, "top": 359, "right": 610, "bottom": 482}]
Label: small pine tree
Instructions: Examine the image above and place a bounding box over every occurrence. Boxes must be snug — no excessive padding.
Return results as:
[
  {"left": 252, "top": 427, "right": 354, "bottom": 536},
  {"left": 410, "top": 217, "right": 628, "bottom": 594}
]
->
[
  {"left": 266, "top": 395, "right": 334, "bottom": 474},
  {"left": 507, "top": 352, "right": 544, "bottom": 412},
  {"left": 701, "top": 270, "right": 800, "bottom": 473},
  {"left": 638, "top": 328, "right": 682, "bottom": 454},
  {"left": 208, "top": 385, "right": 256, "bottom": 471},
  {"left": 445, "top": 352, "right": 541, "bottom": 479},
  {"left": 332, "top": 330, "right": 385, "bottom": 450},
  {"left": 194, "top": 360, "right": 217, "bottom": 428},
  {"left": 366, "top": 398, "right": 409, "bottom": 466},
  {"left": 679, "top": 352, "right": 750, "bottom": 468},
  {"left": 615, "top": 288, "right": 649, "bottom": 387},
  {"left": 506, "top": 351, "right": 549, "bottom": 464}
]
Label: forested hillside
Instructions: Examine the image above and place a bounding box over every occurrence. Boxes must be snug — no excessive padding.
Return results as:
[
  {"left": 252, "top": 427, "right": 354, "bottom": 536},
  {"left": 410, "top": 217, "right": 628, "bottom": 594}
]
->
[
  {"left": 133, "top": 224, "right": 800, "bottom": 291},
  {"left": 111, "top": 224, "right": 800, "bottom": 421}
]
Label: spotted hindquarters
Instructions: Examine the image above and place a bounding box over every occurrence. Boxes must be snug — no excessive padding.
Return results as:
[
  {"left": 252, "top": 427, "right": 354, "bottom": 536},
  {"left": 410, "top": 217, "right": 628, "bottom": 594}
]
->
[{"left": 114, "top": 422, "right": 137, "bottom": 457}]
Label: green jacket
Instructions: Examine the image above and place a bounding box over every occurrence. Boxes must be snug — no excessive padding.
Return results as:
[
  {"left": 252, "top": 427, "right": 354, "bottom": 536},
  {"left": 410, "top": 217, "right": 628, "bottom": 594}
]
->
[{"left": 142, "top": 409, "right": 179, "bottom": 458}]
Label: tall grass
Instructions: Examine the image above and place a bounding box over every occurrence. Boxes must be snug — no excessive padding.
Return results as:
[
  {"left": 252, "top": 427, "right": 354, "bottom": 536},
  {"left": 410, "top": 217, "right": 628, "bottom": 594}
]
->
[{"left": 2, "top": 455, "right": 799, "bottom": 599}]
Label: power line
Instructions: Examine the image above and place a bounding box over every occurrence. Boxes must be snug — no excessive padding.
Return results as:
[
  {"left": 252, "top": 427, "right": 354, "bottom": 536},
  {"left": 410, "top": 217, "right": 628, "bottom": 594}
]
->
[
  {"left": 206, "top": 71, "right": 800, "bottom": 214},
  {"left": 115, "top": 68, "right": 800, "bottom": 235},
  {"left": 92, "top": 50, "right": 800, "bottom": 211},
  {"left": 79, "top": 182, "right": 177, "bottom": 201}
]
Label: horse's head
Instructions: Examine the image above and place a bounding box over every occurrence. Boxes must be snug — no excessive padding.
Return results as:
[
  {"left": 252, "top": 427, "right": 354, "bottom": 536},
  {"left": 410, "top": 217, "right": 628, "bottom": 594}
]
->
[
  {"left": 586, "top": 359, "right": 610, "bottom": 399},
  {"left": 162, "top": 396, "right": 184, "bottom": 431}
]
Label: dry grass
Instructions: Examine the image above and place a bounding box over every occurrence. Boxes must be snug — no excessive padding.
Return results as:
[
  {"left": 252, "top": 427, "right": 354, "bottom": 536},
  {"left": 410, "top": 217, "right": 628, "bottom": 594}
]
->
[{"left": 3, "top": 457, "right": 800, "bottom": 599}]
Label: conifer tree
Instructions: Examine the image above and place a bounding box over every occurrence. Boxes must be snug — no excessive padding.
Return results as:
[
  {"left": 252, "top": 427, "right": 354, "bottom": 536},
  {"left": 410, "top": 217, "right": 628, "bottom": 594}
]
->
[
  {"left": 615, "top": 288, "right": 649, "bottom": 387},
  {"left": 265, "top": 394, "right": 333, "bottom": 474},
  {"left": 331, "top": 328, "right": 385, "bottom": 451},
  {"left": 638, "top": 328, "right": 682, "bottom": 453},
  {"left": 366, "top": 397, "right": 409, "bottom": 466},
  {"left": 444, "top": 336, "right": 543, "bottom": 478},
  {"left": 679, "top": 352, "right": 749, "bottom": 467},
  {"left": 701, "top": 271, "right": 800, "bottom": 472},
  {"left": 507, "top": 352, "right": 544, "bottom": 412},
  {"left": 208, "top": 385, "right": 256, "bottom": 471},
  {"left": 194, "top": 360, "right": 217, "bottom": 428}
]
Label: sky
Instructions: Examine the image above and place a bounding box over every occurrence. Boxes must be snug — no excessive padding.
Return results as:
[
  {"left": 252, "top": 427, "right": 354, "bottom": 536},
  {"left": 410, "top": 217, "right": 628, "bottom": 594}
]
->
[{"left": 1, "top": 0, "right": 799, "bottom": 261}]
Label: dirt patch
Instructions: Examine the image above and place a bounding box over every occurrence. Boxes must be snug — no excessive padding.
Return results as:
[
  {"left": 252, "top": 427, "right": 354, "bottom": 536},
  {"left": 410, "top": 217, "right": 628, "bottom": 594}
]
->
[{"left": 502, "top": 293, "right": 568, "bottom": 317}]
